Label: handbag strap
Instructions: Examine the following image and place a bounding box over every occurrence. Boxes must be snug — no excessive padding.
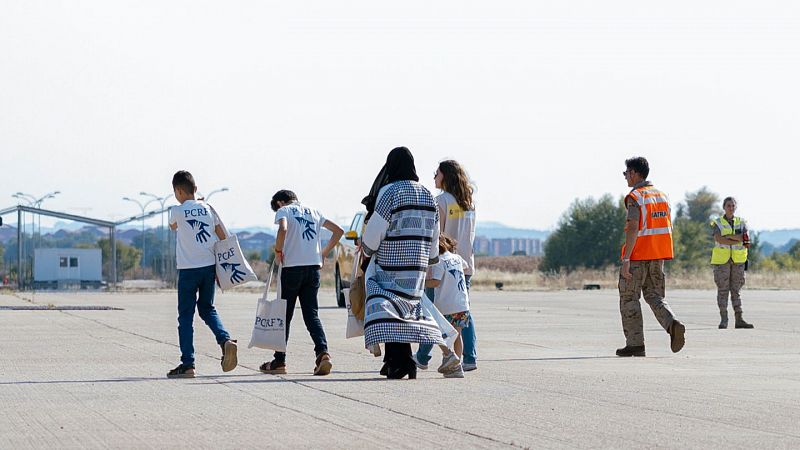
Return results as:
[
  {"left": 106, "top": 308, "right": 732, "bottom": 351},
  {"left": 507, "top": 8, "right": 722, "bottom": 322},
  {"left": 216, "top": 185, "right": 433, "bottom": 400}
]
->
[
  {"left": 205, "top": 203, "right": 230, "bottom": 239},
  {"left": 261, "top": 259, "right": 282, "bottom": 300},
  {"left": 349, "top": 250, "right": 362, "bottom": 285}
]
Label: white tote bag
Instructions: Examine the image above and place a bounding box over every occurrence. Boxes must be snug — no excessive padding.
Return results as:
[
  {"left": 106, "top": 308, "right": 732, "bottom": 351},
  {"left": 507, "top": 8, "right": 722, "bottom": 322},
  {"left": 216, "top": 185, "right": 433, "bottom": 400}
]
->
[
  {"left": 208, "top": 205, "right": 258, "bottom": 291},
  {"left": 421, "top": 293, "right": 458, "bottom": 351},
  {"left": 343, "top": 251, "right": 365, "bottom": 339},
  {"left": 247, "top": 262, "right": 287, "bottom": 352}
]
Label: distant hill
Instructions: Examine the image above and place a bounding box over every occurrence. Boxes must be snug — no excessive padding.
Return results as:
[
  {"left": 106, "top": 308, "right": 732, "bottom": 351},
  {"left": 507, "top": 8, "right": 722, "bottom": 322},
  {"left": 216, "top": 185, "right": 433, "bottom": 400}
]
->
[
  {"left": 475, "top": 221, "right": 550, "bottom": 240},
  {"left": 757, "top": 229, "right": 800, "bottom": 248}
]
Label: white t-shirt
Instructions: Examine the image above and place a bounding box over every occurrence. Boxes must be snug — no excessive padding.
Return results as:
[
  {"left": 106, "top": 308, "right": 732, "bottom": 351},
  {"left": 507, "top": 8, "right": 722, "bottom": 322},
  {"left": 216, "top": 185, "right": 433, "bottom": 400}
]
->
[
  {"left": 429, "top": 251, "right": 470, "bottom": 315},
  {"left": 436, "top": 192, "right": 476, "bottom": 275},
  {"left": 275, "top": 202, "right": 327, "bottom": 268},
  {"left": 169, "top": 200, "right": 219, "bottom": 269}
]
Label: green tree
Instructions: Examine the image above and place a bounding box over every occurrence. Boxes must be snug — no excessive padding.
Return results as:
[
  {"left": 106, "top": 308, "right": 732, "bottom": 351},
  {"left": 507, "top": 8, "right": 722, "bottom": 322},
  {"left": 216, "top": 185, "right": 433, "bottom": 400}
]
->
[
  {"left": 98, "top": 238, "right": 141, "bottom": 280},
  {"left": 540, "top": 195, "right": 626, "bottom": 273},
  {"left": 671, "top": 217, "right": 710, "bottom": 270},
  {"left": 669, "top": 187, "right": 722, "bottom": 270},
  {"left": 682, "top": 186, "right": 721, "bottom": 222}
]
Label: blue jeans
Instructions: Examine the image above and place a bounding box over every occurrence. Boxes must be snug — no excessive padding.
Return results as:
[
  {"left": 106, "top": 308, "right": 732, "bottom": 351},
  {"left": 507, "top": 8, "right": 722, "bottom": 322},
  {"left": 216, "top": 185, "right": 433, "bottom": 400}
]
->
[
  {"left": 177, "top": 265, "right": 230, "bottom": 366},
  {"left": 273, "top": 265, "right": 328, "bottom": 362},
  {"left": 417, "top": 275, "right": 476, "bottom": 365}
]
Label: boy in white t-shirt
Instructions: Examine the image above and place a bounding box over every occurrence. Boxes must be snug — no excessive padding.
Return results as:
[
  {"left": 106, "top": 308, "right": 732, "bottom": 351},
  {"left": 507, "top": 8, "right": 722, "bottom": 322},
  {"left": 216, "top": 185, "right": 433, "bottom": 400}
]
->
[
  {"left": 166, "top": 170, "right": 238, "bottom": 378},
  {"left": 259, "top": 190, "right": 343, "bottom": 376}
]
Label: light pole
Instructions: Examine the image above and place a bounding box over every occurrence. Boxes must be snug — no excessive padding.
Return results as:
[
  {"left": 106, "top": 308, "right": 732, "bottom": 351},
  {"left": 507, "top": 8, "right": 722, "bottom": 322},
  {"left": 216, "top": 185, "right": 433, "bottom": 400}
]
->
[
  {"left": 199, "top": 187, "right": 229, "bottom": 202},
  {"left": 140, "top": 192, "right": 171, "bottom": 280},
  {"left": 123, "top": 196, "right": 158, "bottom": 278},
  {"left": 12, "top": 191, "right": 60, "bottom": 288}
]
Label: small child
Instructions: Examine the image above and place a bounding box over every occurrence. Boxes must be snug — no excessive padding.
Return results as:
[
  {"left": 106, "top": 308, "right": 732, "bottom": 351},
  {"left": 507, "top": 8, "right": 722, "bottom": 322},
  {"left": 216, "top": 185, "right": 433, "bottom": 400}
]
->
[
  {"left": 425, "top": 234, "right": 471, "bottom": 378},
  {"left": 166, "top": 170, "right": 237, "bottom": 378}
]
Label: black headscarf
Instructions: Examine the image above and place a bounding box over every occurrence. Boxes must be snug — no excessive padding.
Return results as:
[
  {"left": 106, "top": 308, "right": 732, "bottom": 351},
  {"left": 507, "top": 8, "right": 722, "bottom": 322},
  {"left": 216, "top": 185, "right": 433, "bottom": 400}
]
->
[{"left": 361, "top": 147, "right": 419, "bottom": 222}]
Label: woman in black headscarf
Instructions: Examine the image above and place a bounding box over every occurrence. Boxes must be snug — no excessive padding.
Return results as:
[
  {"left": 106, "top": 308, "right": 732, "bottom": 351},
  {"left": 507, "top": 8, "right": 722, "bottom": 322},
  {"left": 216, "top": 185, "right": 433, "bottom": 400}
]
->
[{"left": 360, "top": 147, "right": 444, "bottom": 379}]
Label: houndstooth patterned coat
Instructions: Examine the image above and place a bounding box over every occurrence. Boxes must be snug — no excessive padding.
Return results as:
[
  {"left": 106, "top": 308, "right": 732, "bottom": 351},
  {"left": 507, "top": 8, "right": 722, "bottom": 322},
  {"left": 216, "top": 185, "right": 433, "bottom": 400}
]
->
[{"left": 361, "top": 180, "right": 445, "bottom": 347}]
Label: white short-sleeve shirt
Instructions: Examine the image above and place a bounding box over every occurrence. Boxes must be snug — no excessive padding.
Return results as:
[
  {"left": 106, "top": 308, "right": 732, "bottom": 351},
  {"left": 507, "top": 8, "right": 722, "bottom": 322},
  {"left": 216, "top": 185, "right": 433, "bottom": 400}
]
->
[
  {"left": 275, "top": 202, "right": 327, "bottom": 268},
  {"left": 429, "top": 251, "right": 470, "bottom": 315},
  {"left": 436, "top": 192, "right": 476, "bottom": 275},
  {"left": 169, "top": 200, "right": 219, "bottom": 269}
]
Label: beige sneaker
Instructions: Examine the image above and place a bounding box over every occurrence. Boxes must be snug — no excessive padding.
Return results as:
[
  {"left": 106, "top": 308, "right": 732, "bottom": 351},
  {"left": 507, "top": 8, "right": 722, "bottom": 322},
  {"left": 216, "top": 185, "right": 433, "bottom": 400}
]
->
[
  {"left": 314, "top": 353, "right": 332, "bottom": 376},
  {"left": 221, "top": 340, "right": 238, "bottom": 372}
]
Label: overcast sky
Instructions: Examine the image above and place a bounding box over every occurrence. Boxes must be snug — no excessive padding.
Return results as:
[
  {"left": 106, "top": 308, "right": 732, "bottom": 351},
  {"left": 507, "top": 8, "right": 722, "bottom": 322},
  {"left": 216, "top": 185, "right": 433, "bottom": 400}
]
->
[{"left": 2, "top": 1, "right": 798, "bottom": 231}]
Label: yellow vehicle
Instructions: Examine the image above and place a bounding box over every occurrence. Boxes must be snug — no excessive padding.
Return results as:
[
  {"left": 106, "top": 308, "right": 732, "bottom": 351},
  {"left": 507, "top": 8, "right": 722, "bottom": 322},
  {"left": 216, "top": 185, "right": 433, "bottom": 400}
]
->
[{"left": 334, "top": 211, "right": 366, "bottom": 307}]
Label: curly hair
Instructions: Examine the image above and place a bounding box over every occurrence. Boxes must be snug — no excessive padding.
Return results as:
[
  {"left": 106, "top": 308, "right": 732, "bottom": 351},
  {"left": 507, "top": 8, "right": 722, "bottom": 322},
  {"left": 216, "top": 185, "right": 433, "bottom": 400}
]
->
[
  {"left": 438, "top": 233, "right": 458, "bottom": 254},
  {"left": 438, "top": 160, "right": 474, "bottom": 211}
]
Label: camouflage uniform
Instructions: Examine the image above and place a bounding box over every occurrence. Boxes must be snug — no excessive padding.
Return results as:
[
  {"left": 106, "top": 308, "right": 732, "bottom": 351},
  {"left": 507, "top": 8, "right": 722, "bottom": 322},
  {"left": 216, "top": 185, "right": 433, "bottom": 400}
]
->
[
  {"left": 618, "top": 182, "right": 677, "bottom": 346},
  {"left": 711, "top": 217, "right": 747, "bottom": 313},
  {"left": 713, "top": 261, "right": 745, "bottom": 313},
  {"left": 619, "top": 259, "right": 677, "bottom": 346}
]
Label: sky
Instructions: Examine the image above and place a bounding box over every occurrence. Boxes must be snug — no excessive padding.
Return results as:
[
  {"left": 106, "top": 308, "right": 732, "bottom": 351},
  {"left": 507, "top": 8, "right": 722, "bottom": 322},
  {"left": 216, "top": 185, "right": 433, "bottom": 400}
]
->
[{"left": 2, "top": 1, "right": 799, "bottom": 232}]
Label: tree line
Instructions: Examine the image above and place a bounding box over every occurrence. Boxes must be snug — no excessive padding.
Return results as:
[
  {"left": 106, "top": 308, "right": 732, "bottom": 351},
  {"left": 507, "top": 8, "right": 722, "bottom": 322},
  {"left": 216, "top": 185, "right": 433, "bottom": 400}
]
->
[{"left": 539, "top": 187, "right": 793, "bottom": 273}]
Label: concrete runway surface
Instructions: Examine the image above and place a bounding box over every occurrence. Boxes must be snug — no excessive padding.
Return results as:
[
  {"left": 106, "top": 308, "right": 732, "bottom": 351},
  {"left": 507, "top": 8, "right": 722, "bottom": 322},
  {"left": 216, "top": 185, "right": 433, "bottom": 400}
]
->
[{"left": 1, "top": 288, "right": 798, "bottom": 449}]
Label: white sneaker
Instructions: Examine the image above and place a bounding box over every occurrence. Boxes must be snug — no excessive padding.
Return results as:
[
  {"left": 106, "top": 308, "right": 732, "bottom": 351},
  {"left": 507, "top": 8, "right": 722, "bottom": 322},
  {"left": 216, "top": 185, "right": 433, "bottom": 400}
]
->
[
  {"left": 462, "top": 362, "right": 477, "bottom": 372},
  {"left": 443, "top": 364, "right": 465, "bottom": 378},
  {"left": 437, "top": 352, "right": 461, "bottom": 374},
  {"left": 411, "top": 354, "right": 428, "bottom": 370}
]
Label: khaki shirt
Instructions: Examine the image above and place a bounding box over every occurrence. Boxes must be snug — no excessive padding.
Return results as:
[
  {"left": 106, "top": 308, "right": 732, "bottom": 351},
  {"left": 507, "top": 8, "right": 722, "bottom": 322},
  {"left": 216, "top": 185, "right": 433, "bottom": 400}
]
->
[{"left": 625, "top": 181, "right": 653, "bottom": 222}]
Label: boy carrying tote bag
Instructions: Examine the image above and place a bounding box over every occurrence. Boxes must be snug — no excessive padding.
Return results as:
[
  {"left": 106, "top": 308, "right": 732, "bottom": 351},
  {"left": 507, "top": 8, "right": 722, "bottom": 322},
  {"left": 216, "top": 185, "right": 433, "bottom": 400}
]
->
[
  {"left": 208, "top": 204, "right": 258, "bottom": 290},
  {"left": 248, "top": 261, "right": 287, "bottom": 352}
]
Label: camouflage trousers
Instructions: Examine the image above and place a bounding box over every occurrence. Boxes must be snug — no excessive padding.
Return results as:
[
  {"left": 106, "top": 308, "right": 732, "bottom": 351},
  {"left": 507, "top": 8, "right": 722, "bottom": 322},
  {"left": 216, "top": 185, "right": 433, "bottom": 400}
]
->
[
  {"left": 713, "top": 261, "right": 745, "bottom": 313},
  {"left": 618, "top": 260, "right": 677, "bottom": 347}
]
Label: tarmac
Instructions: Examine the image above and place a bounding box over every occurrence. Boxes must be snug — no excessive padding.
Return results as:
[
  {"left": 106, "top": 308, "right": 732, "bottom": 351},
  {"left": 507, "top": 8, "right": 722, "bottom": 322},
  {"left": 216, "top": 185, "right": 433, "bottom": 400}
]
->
[{"left": 1, "top": 288, "right": 799, "bottom": 449}]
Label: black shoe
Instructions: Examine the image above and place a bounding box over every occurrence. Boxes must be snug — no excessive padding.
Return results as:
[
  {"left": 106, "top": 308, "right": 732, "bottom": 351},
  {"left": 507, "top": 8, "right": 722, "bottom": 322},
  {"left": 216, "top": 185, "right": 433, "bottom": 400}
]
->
[
  {"left": 735, "top": 312, "right": 754, "bottom": 329},
  {"left": 387, "top": 364, "right": 417, "bottom": 380},
  {"left": 379, "top": 363, "right": 389, "bottom": 377},
  {"left": 616, "top": 345, "right": 646, "bottom": 357},
  {"left": 167, "top": 364, "right": 196, "bottom": 378},
  {"left": 719, "top": 311, "right": 728, "bottom": 329},
  {"left": 669, "top": 320, "right": 686, "bottom": 353}
]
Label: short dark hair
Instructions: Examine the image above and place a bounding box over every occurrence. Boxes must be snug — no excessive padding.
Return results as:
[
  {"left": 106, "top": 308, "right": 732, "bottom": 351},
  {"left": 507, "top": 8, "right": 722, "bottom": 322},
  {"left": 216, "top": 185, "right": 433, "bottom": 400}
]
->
[
  {"left": 271, "top": 190, "right": 298, "bottom": 212},
  {"left": 625, "top": 157, "right": 650, "bottom": 179},
  {"left": 172, "top": 170, "right": 196, "bottom": 194},
  {"left": 723, "top": 196, "right": 737, "bottom": 207}
]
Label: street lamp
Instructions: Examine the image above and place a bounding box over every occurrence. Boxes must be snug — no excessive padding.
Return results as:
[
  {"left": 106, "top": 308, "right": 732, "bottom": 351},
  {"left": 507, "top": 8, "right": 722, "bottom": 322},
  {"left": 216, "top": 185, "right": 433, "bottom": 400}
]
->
[
  {"left": 140, "top": 192, "right": 171, "bottom": 233},
  {"left": 15, "top": 191, "right": 61, "bottom": 208},
  {"left": 141, "top": 192, "right": 172, "bottom": 279},
  {"left": 123, "top": 196, "right": 158, "bottom": 277},
  {"left": 12, "top": 190, "right": 60, "bottom": 288},
  {"left": 199, "top": 187, "right": 229, "bottom": 201}
]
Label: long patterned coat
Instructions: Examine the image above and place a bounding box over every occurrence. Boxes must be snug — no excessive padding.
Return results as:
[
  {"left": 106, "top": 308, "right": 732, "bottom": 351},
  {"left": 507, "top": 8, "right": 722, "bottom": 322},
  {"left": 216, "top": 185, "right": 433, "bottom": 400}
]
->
[{"left": 361, "top": 180, "right": 445, "bottom": 347}]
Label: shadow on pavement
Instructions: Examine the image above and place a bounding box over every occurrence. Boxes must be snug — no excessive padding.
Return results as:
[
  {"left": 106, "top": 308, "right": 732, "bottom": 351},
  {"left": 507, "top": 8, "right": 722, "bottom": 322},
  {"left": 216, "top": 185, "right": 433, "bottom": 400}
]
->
[{"left": 481, "top": 356, "right": 664, "bottom": 362}]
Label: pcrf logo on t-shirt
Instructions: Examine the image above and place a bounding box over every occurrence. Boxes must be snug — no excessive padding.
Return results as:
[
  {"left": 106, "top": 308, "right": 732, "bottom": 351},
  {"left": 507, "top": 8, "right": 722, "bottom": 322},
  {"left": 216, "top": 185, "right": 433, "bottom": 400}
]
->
[
  {"left": 444, "top": 255, "right": 466, "bottom": 293},
  {"left": 291, "top": 207, "right": 317, "bottom": 241},
  {"left": 169, "top": 200, "right": 218, "bottom": 270},
  {"left": 183, "top": 207, "right": 212, "bottom": 243}
]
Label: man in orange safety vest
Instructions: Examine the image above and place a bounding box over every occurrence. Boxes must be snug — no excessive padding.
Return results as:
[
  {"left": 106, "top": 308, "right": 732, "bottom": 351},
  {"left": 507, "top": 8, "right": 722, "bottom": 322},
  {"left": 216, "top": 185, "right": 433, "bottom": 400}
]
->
[{"left": 617, "top": 156, "right": 686, "bottom": 357}]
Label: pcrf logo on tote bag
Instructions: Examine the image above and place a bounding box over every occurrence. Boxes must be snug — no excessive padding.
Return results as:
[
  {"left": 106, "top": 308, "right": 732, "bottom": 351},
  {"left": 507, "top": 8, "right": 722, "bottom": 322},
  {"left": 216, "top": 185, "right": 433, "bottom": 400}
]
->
[
  {"left": 206, "top": 204, "right": 258, "bottom": 290},
  {"left": 249, "top": 262, "right": 288, "bottom": 352}
]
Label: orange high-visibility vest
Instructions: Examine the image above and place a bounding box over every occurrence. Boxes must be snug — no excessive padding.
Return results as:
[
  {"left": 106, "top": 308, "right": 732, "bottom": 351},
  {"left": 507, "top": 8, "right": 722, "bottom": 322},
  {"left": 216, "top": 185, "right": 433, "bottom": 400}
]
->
[{"left": 621, "top": 184, "right": 674, "bottom": 261}]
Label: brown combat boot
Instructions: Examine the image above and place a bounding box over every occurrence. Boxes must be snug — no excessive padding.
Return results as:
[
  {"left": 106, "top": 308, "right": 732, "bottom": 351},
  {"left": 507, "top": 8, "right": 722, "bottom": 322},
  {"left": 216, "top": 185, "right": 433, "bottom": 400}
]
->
[
  {"left": 669, "top": 320, "right": 686, "bottom": 353},
  {"left": 734, "top": 312, "right": 754, "bottom": 329}
]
